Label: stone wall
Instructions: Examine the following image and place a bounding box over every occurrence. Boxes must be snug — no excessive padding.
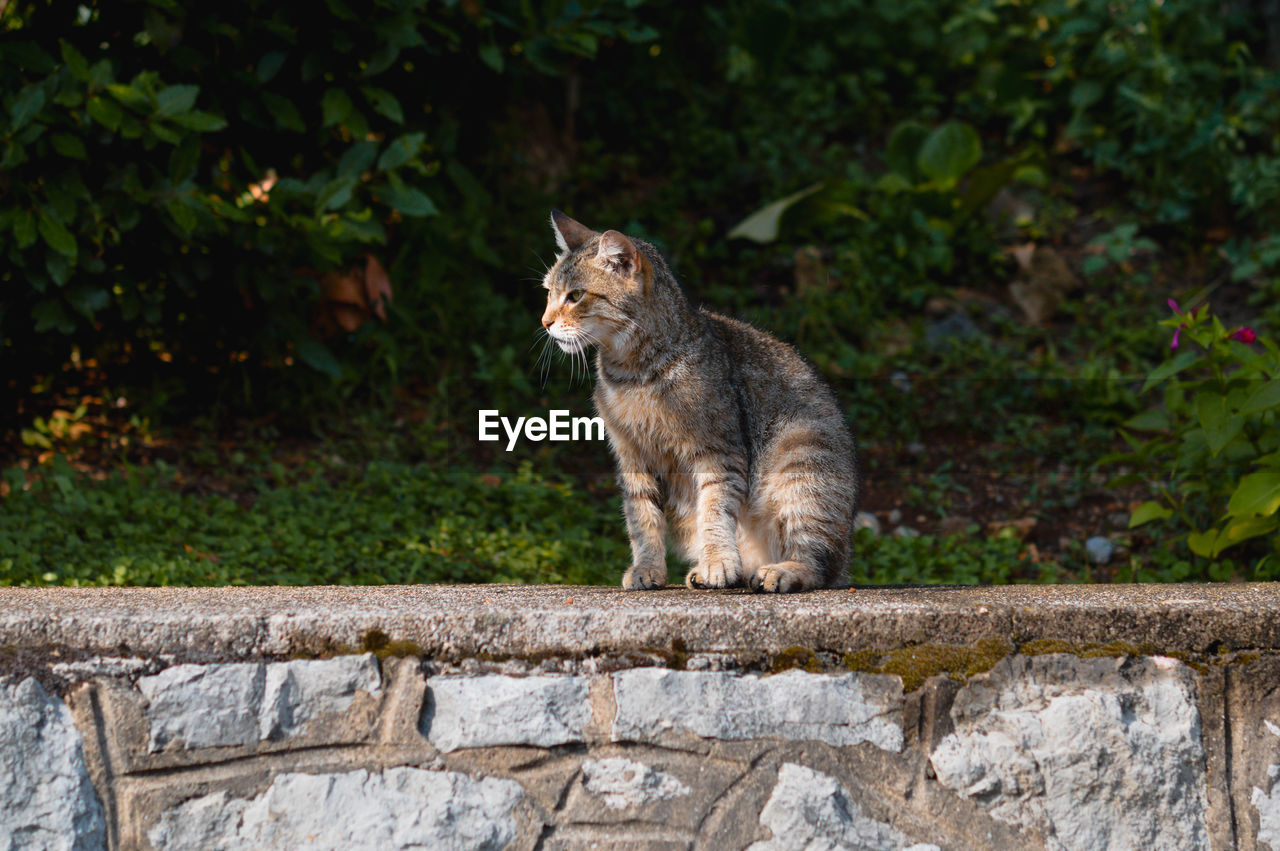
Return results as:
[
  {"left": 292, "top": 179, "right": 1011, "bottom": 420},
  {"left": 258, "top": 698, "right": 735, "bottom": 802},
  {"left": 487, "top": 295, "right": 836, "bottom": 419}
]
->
[{"left": 5, "top": 584, "right": 1280, "bottom": 849}]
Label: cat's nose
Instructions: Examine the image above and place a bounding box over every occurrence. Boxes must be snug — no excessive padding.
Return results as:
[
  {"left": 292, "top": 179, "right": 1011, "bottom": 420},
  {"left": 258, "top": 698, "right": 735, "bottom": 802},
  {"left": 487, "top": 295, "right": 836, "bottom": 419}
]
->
[{"left": 542, "top": 317, "right": 553, "bottom": 329}]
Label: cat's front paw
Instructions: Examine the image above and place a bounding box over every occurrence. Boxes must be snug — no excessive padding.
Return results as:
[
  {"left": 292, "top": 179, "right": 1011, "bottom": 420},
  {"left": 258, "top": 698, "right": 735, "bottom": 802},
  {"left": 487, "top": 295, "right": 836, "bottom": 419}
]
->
[
  {"left": 622, "top": 563, "right": 668, "bottom": 590},
  {"left": 685, "top": 554, "right": 743, "bottom": 590}
]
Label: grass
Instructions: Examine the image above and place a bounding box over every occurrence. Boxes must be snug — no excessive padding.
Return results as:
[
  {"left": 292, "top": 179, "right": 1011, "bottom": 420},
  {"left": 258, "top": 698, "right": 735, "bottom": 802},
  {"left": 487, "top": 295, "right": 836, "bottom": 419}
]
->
[
  {"left": 1, "top": 442, "right": 1048, "bottom": 589},
  {"left": 0, "top": 457, "right": 628, "bottom": 587}
]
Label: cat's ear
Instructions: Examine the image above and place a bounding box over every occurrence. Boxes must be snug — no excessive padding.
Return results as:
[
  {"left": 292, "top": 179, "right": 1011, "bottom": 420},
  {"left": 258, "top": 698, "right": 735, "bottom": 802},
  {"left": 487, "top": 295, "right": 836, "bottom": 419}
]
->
[
  {"left": 596, "top": 230, "right": 642, "bottom": 279},
  {"left": 550, "top": 210, "right": 597, "bottom": 253}
]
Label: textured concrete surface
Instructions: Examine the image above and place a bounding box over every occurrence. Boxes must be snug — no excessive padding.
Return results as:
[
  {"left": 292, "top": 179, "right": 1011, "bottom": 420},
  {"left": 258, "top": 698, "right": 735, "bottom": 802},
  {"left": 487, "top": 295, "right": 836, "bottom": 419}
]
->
[{"left": 6, "top": 583, "right": 1280, "bottom": 667}]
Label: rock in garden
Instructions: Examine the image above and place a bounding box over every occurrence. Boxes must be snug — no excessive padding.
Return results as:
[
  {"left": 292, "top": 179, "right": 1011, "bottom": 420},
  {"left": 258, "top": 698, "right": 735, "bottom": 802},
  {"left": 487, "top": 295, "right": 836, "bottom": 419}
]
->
[
  {"left": 986, "top": 517, "right": 1037, "bottom": 540},
  {"left": 925, "top": 313, "right": 981, "bottom": 349},
  {"left": 1085, "top": 536, "right": 1115, "bottom": 566},
  {"left": 853, "top": 512, "right": 882, "bottom": 536},
  {"left": 938, "top": 516, "right": 976, "bottom": 537},
  {"left": 893, "top": 526, "right": 921, "bottom": 539}
]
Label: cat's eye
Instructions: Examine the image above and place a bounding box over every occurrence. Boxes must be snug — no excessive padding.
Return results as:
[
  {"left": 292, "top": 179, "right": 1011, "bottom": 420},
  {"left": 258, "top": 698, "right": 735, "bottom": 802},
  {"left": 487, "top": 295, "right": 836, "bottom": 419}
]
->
[{"left": 565, "top": 289, "right": 585, "bottom": 304}]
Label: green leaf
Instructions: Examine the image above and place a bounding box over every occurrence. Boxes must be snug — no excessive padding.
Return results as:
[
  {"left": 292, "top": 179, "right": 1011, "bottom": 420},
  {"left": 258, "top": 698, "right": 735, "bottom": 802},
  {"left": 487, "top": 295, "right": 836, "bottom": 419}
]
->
[
  {"left": 958, "top": 158, "right": 1023, "bottom": 220},
  {"left": 67, "top": 286, "right": 109, "bottom": 319},
  {"left": 1070, "top": 80, "right": 1105, "bottom": 109},
  {"left": 13, "top": 211, "right": 37, "bottom": 249},
  {"left": 361, "top": 86, "right": 403, "bottom": 124},
  {"left": 1241, "top": 379, "right": 1280, "bottom": 415},
  {"left": 873, "top": 172, "right": 914, "bottom": 193},
  {"left": 88, "top": 59, "right": 113, "bottom": 88},
  {"left": 156, "top": 84, "right": 199, "bottom": 116},
  {"left": 1221, "top": 514, "right": 1279, "bottom": 548},
  {"left": 32, "top": 299, "right": 75, "bottom": 334},
  {"left": 256, "top": 51, "right": 287, "bottom": 83},
  {"left": 1141, "top": 350, "right": 1200, "bottom": 394},
  {"left": 322, "top": 89, "right": 354, "bottom": 127},
  {"left": 262, "top": 92, "right": 306, "bottom": 133},
  {"left": 1227, "top": 470, "right": 1280, "bottom": 518},
  {"left": 8, "top": 43, "right": 55, "bottom": 74},
  {"left": 86, "top": 96, "right": 123, "bottom": 131},
  {"left": 294, "top": 337, "right": 342, "bottom": 379},
  {"left": 1196, "top": 392, "right": 1243, "bottom": 454},
  {"left": 10, "top": 84, "right": 47, "bottom": 131},
  {"left": 149, "top": 120, "right": 182, "bottom": 145},
  {"left": 917, "top": 121, "right": 981, "bottom": 187},
  {"left": 169, "top": 137, "right": 200, "bottom": 183},
  {"left": 1129, "top": 501, "right": 1173, "bottom": 528},
  {"left": 727, "top": 182, "right": 824, "bottom": 243},
  {"left": 37, "top": 213, "right": 77, "bottom": 260},
  {"left": 886, "top": 121, "right": 929, "bottom": 183},
  {"left": 106, "top": 83, "right": 148, "bottom": 110},
  {"left": 59, "top": 40, "right": 90, "bottom": 81},
  {"left": 171, "top": 110, "right": 227, "bottom": 132},
  {"left": 478, "top": 44, "right": 504, "bottom": 73},
  {"left": 338, "top": 141, "right": 379, "bottom": 178},
  {"left": 1122, "top": 408, "right": 1170, "bottom": 432},
  {"left": 315, "top": 176, "right": 358, "bottom": 211},
  {"left": 379, "top": 178, "right": 438, "bottom": 217},
  {"left": 165, "top": 199, "right": 197, "bottom": 233},
  {"left": 377, "top": 133, "right": 424, "bottom": 171},
  {"left": 1186, "top": 528, "right": 1221, "bottom": 558},
  {"left": 46, "top": 252, "right": 70, "bottom": 286},
  {"left": 51, "top": 133, "right": 88, "bottom": 159}
]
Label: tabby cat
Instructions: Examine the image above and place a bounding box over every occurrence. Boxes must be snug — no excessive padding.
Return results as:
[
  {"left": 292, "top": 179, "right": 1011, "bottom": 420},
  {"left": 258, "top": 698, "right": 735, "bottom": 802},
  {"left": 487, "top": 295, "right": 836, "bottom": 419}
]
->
[{"left": 541, "top": 211, "right": 859, "bottom": 592}]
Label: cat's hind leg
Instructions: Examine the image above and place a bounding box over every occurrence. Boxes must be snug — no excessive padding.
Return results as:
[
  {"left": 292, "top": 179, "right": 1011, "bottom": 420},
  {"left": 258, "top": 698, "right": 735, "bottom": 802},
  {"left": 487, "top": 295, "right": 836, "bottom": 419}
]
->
[{"left": 747, "top": 421, "right": 856, "bottom": 593}]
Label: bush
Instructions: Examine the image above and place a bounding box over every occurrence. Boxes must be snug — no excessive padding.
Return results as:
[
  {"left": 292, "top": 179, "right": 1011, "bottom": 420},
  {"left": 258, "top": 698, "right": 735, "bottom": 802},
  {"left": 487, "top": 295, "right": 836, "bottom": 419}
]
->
[
  {"left": 0, "top": 0, "right": 655, "bottom": 412},
  {"left": 1112, "top": 303, "right": 1280, "bottom": 572}
]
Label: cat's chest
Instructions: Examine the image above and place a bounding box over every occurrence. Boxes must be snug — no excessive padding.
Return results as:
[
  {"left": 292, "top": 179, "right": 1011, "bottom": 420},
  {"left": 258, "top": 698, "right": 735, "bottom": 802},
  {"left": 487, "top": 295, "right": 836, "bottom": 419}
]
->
[{"left": 595, "top": 380, "right": 687, "bottom": 453}]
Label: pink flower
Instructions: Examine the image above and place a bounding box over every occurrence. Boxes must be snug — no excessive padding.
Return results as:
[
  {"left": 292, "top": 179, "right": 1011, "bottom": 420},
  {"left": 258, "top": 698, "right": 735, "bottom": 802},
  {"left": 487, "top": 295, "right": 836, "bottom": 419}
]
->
[
  {"left": 1168, "top": 299, "right": 1187, "bottom": 350},
  {"left": 1230, "top": 327, "right": 1257, "bottom": 344}
]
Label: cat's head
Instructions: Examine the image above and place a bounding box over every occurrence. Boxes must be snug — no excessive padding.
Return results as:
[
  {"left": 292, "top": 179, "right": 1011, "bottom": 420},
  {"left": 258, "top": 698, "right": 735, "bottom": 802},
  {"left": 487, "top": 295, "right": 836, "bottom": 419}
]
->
[{"left": 540, "top": 210, "right": 652, "bottom": 357}]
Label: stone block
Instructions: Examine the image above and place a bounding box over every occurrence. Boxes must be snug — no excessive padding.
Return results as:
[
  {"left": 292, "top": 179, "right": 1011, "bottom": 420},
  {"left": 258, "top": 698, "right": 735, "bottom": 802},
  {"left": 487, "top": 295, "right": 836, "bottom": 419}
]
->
[
  {"left": 147, "top": 767, "right": 525, "bottom": 850},
  {"left": 930, "top": 654, "right": 1208, "bottom": 851},
  {"left": 747, "top": 763, "right": 940, "bottom": 851},
  {"left": 423, "top": 674, "right": 591, "bottom": 752},
  {"left": 611, "top": 669, "right": 904, "bottom": 751},
  {"left": 259, "top": 655, "right": 382, "bottom": 740},
  {"left": 136, "top": 654, "right": 382, "bottom": 752},
  {"left": 138, "top": 661, "right": 263, "bottom": 750},
  {"left": 0, "top": 676, "right": 106, "bottom": 851}
]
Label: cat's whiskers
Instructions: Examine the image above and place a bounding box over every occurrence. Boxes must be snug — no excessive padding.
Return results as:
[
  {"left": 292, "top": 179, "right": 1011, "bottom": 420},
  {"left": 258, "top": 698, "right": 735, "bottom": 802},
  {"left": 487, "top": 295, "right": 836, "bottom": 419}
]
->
[{"left": 573, "top": 328, "right": 605, "bottom": 387}]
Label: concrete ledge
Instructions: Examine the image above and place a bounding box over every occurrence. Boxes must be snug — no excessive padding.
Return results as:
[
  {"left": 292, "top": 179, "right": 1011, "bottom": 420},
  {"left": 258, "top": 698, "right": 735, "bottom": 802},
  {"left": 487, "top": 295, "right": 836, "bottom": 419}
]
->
[
  {"left": 5, "top": 584, "right": 1280, "bottom": 850},
  {"left": 3, "top": 584, "right": 1280, "bottom": 664}
]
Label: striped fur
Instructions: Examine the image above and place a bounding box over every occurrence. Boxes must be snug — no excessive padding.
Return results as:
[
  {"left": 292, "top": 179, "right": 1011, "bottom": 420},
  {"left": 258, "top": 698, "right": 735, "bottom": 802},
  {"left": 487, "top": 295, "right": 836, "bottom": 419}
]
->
[{"left": 541, "top": 211, "right": 859, "bottom": 592}]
